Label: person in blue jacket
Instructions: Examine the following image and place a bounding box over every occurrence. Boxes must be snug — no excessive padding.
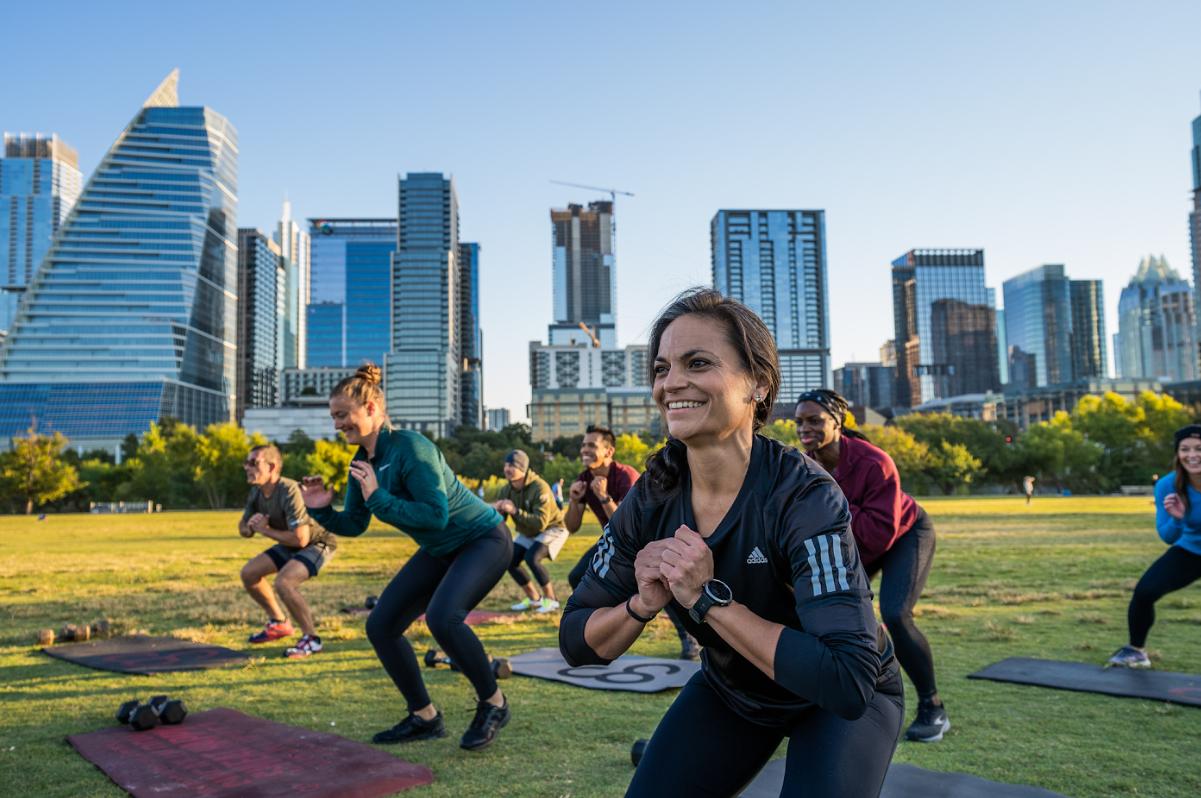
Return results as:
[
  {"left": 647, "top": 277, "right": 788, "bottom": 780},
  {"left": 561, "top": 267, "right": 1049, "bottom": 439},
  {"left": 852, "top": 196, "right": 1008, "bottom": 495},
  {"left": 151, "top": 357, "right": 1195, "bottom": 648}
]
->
[
  {"left": 1108, "top": 424, "right": 1201, "bottom": 668},
  {"left": 300, "top": 363, "right": 513, "bottom": 750}
]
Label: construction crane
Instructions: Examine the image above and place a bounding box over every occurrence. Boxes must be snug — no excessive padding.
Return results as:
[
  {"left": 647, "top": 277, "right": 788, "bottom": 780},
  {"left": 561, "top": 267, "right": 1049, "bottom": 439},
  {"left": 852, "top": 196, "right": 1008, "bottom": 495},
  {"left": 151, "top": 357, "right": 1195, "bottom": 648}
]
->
[
  {"left": 549, "top": 180, "right": 634, "bottom": 204},
  {"left": 576, "top": 322, "right": 601, "bottom": 348}
]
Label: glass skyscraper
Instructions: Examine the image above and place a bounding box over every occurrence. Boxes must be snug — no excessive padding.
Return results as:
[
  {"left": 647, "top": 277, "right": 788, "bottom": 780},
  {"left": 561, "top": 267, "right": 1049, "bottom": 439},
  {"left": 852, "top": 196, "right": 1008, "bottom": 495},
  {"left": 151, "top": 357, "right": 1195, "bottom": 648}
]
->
[
  {"left": 458, "top": 241, "right": 483, "bottom": 428},
  {"left": 0, "top": 71, "right": 238, "bottom": 452},
  {"left": 711, "top": 210, "right": 831, "bottom": 404},
  {"left": 0, "top": 133, "right": 82, "bottom": 334},
  {"left": 549, "top": 201, "right": 616, "bottom": 348},
  {"left": 1003, "top": 264, "right": 1074, "bottom": 389},
  {"left": 386, "top": 173, "right": 461, "bottom": 437},
  {"left": 1115, "top": 255, "right": 1197, "bottom": 382},
  {"left": 304, "top": 218, "right": 396, "bottom": 368},
  {"left": 236, "top": 228, "right": 281, "bottom": 420},
  {"left": 1190, "top": 100, "right": 1201, "bottom": 346},
  {"left": 275, "top": 199, "right": 309, "bottom": 370},
  {"left": 891, "top": 249, "right": 999, "bottom": 406},
  {"left": 1069, "top": 279, "right": 1107, "bottom": 380}
]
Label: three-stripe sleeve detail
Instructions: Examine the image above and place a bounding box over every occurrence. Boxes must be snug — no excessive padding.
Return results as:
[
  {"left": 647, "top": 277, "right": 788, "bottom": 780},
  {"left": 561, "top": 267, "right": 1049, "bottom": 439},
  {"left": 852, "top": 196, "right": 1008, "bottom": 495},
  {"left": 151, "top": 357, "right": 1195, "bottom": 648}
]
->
[{"left": 803, "top": 534, "right": 850, "bottom": 596}]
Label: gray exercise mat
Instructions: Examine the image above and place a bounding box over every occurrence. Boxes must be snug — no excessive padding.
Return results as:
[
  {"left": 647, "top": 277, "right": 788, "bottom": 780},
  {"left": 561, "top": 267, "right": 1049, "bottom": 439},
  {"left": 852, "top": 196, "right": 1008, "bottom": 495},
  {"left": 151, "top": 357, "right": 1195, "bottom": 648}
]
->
[
  {"left": 508, "top": 647, "right": 700, "bottom": 692},
  {"left": 968, "top": 657, "right": 1201, "bottom": 707},
  {"left": 741, "top": 760, "right": 1066, "bottom": 798}
]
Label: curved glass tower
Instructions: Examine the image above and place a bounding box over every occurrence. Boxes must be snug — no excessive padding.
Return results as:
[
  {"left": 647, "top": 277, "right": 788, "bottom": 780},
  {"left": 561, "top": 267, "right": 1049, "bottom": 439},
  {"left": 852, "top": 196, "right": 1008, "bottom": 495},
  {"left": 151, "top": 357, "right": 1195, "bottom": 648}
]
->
[{"left": 0, "top": 71, "right": 238, "bottom": 451}]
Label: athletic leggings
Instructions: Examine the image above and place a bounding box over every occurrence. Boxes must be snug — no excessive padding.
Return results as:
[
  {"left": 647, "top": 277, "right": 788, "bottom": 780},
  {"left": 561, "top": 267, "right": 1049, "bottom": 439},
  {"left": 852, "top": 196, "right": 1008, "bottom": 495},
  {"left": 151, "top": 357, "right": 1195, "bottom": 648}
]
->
[
  {"left": 866, "top": 507, "right": 939, "bottom": 700},
  {"left": 626, "top": 672, "right": 903, "bottom": 798},
  {"left": 1128, "top": 545, "right": 1201, "bottom": 647},
  {"left": 569, "top": 540, "right": 694, "bottom": 641},
  {"left": 509, "top": 540, "right": 552, "bottom": 587},
  {"left": 365, "top": 523, "right": 512, "bottom": 711}
]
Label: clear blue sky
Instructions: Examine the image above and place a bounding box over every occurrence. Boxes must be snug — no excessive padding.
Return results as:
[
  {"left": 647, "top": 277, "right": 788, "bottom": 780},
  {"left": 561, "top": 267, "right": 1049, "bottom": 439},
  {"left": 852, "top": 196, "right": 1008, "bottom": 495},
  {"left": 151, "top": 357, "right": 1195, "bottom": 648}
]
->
[{"left": 4, "top": 1, "right": 1201, "bottom": 421}]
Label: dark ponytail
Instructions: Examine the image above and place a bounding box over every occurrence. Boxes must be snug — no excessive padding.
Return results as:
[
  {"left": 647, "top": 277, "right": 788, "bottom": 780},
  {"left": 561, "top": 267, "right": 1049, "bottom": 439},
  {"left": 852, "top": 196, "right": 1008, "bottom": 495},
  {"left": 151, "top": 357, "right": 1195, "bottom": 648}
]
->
[{"left": 643, "top": 288, "right": 780, "bottom": 494}]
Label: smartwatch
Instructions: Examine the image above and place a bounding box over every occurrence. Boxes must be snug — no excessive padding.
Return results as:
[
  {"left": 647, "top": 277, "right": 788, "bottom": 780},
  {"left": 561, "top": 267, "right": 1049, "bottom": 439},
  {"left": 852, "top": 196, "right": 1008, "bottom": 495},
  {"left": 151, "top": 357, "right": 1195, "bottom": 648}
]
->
[{"left": 687, "top": 579, "right": 733, "bottom": 624}]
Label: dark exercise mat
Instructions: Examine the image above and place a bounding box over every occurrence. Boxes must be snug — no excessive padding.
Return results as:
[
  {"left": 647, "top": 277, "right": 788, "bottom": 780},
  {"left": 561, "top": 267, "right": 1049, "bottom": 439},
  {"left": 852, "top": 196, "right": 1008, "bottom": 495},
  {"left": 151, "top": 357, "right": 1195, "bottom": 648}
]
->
[
  {"left": 68, "top": 707, "right": 433, "bottom": 798},
  {"left": 43, "top": 635, "right": 248, "bottom": 675},
  {"left": 969, "top": 656, "right": 1201, "bottom": 707},
  {"left": 741, "top": 759, "right": 1066, "bottom": 798},
  {"left": 509, "top": 646, "right": 700, "bottom": 692}
]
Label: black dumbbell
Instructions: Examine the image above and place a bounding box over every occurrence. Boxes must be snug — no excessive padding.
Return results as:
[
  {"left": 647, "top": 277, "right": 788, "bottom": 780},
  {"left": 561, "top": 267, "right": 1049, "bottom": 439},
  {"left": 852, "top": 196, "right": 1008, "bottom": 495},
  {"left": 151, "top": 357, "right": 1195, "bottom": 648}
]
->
[
  {"left": 365, "top": 595, "right": 378, "bottom": 610},
  {"left": 148, "top": 695, "right": 187, "bottom": 725},
  {"left": 424, "top": 649, "right": 511, "bottom": 679},
  {"left": 116, "top": 699, "right": 159, "bottom": 732},
  {"left": 631, "top": 738, "right": 648, "bottom": 766}
]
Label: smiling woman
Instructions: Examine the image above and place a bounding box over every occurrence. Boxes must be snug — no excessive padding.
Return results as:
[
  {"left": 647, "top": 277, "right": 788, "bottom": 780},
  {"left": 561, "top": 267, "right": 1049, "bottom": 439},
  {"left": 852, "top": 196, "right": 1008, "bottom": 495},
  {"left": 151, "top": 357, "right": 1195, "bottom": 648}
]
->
[{"left": 560, "top": 289, "right": 904, "bottom": 798}]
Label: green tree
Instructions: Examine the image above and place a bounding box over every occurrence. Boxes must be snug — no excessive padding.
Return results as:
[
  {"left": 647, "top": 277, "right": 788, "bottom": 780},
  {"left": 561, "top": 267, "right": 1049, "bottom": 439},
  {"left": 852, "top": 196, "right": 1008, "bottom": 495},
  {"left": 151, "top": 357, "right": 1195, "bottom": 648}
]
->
[
  {"left": 614, "top": 433, "right": 654, "bottom": 471},
  {"left": 759, "top": 419, "right": 799, "bottom": 447},
  {"left": 305, "top": 437, "right": 355, "bottom": 496},
  {"left": 857, "top": 424, "right": 935, "bottom": 494},
  {"left": 895, "top": 413, "right": 1011, "bottom": 485},
  {"left": 119, "top": 421, "right": 205, "bottom": 508},
  {"left": 195, "top": 423, "right": 266, "bottom": 509},
  {"left": 926, "top": 441, "right": 984, "bottom": 495},
  {"left": 0, "top": 428, "right": 83, "bottom": 514},
  {"left": 1014, "top": 411, "right": 1102, "bottom": 492}
]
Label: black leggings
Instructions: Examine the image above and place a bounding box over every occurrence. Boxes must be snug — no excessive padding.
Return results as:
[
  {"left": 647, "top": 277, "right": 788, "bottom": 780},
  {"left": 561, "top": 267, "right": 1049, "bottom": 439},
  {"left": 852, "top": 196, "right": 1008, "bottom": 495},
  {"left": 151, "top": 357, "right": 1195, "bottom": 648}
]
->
[
  {"left": 627, "top": 672, "right": 903, "bottom": 797},
  {"left": 569, "top": 540, "right": 694, "bottom": 641},
  {"left": 1128, "top": 545, "right": 1201, "bottom": 647},
  {"left": 509, "top": 540, "right": 552, "bottom": 587},
  {"left": 866, "top": 507, "right": 939, "bottom": 700},
  {"left": 365, "top": 524, "right": 512, "bottom": 712}
]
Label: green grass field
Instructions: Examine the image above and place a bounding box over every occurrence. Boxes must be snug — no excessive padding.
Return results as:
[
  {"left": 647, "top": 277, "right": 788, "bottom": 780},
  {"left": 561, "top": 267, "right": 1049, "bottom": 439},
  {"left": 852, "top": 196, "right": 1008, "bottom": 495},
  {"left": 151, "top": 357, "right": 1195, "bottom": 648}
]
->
[{"left": 1, "top": 497, "right": 1198, "bottom": 797}]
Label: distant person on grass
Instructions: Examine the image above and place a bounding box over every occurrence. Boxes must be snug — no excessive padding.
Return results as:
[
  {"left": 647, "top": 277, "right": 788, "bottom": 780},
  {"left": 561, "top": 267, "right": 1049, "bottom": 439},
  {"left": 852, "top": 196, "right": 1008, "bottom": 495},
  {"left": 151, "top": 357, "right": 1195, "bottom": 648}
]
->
[
  {"left": 300, "top": 363, "right": 513, "bottom": 751},
  {"left": 565, "top": 424, "right": 700, "bottom": 660},
  {"left": 1023, "top": 475, "right": 1035, "bottom": 505},
  {"left": 238, "top": 444, "right": 335, "bottom": 659},
  {"left": 562, "top": 290, "right": 902, "bottom": 796},
  {"left": 1108, "top": 424, "right": 1201, "bottom": 669},
  {"left": 493, "top": 449, "right": 570, "bottom": 613},
  {"left": 796, "top": 389, "right": 951, "bottom": 743}
]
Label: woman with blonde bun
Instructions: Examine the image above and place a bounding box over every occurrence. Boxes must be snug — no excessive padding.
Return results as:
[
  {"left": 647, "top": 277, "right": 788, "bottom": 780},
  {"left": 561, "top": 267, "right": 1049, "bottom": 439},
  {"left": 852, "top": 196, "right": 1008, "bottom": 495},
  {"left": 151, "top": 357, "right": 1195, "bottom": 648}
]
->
[{"left": 301, "top": 363, "right": 513, "bottom": 751}]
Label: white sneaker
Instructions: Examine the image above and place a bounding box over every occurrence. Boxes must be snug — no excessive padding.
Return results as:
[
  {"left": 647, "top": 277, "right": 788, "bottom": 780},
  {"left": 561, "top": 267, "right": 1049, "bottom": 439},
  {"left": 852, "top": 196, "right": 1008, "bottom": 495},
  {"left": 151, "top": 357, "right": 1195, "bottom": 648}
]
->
[
  {"left": 510, "top": 598, "right": 536, "bottom": 612},
  {"left": 536, "top": 598, "right": 561, "bottom": 614}
]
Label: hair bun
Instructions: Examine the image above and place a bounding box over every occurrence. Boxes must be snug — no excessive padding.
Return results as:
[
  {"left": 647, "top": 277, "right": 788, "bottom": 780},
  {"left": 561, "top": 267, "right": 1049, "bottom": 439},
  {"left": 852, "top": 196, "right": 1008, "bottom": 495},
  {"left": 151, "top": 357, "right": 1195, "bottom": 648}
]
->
[{"left": 356, "top": 362, "right": 382, "bottom": 385}]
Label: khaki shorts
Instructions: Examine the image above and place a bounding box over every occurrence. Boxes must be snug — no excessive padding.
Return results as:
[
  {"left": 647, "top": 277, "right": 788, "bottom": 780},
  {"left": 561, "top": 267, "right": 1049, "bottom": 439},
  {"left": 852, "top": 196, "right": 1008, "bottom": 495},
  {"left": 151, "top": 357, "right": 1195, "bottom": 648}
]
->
[{"left": 514, "top": 525, "right": 570, "bottom": 560}]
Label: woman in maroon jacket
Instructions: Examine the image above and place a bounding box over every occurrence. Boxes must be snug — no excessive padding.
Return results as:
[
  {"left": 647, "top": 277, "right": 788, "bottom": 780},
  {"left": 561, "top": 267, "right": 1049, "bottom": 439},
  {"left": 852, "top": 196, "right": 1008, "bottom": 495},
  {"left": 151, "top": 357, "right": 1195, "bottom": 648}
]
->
[{"left": 795, "top": 389, "right": 950, "bottom": 743}]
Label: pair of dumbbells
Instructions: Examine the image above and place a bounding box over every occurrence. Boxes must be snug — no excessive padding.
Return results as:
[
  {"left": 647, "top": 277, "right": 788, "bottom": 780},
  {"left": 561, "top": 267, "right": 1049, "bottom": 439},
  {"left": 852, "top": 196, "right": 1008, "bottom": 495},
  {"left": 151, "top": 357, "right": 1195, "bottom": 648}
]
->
[
  {"left": 423, "top": 648, "right": 512, "bottom": 679},
  {"left": 116, "top": 695, "right": 187, "bottom": 731}
]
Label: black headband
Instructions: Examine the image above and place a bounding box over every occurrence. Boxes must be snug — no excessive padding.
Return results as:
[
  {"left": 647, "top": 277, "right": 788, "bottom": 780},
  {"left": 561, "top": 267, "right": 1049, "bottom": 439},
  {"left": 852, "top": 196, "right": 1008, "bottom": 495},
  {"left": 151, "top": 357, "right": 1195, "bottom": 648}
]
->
[
  {"left": 796, "top": 391, "right": 846, "bottom": 425},
  {"left": 1174, "top": 425, "right": 1201, "bottom": 448}
]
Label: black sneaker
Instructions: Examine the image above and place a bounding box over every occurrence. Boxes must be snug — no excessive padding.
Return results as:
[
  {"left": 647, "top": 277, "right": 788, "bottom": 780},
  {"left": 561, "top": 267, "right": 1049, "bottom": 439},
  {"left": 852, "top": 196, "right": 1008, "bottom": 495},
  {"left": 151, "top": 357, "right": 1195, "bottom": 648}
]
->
[
  {"left": 460, "top": 698, "right": 510, "bottom": 751},
  {"left": 679, "top": 634, "right": 701, "bottom": 661},
  {"left": 905, "top": 700, "right": 951, "bottom": 742},
  {"left": 372, "top": 712, "right": 446, "bottom": 744}
]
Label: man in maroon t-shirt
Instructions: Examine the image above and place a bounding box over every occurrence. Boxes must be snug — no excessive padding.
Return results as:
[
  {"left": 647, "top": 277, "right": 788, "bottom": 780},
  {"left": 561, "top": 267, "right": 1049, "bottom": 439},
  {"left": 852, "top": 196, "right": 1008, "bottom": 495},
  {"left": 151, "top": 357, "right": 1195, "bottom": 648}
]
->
[{"left": 565, "top": 425, "right": 699, "bottom": 660}]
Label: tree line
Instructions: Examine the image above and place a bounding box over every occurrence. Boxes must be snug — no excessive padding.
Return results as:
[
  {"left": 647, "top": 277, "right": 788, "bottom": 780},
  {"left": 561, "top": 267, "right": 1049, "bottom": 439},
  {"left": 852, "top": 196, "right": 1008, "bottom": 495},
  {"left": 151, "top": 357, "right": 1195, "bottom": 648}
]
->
[{"left": 1, "top": 390, "right": 1191, "bottom": 513}]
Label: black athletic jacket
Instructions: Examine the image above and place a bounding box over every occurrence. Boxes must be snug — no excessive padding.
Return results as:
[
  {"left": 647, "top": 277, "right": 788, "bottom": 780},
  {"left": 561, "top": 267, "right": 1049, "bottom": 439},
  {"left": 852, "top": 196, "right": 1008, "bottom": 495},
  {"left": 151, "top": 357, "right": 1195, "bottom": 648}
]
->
[{"left": 560, "top": 435, "right": 901, "bottom": 726}]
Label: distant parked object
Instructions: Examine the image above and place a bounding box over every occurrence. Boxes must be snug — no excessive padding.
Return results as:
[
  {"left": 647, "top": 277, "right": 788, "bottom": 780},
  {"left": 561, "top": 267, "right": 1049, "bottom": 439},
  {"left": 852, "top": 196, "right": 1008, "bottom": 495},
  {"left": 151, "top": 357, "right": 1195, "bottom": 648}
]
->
[{"left": 90, "top": 501, "right": 159, "bottom": 514}]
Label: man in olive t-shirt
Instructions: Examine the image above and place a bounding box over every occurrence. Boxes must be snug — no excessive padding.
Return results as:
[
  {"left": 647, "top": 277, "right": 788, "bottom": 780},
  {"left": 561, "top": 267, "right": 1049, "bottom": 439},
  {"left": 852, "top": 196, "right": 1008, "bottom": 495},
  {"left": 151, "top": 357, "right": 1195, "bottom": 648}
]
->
[{"left": 239, "top": 445, "right": 336, "bottom": 658}]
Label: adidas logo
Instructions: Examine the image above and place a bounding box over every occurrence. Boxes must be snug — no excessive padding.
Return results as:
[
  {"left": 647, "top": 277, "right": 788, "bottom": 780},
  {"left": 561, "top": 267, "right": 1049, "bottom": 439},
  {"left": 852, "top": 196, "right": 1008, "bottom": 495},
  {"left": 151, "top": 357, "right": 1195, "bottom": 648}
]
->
[{"left": 746, "top": 546, "right": 768, "bottom": 565}]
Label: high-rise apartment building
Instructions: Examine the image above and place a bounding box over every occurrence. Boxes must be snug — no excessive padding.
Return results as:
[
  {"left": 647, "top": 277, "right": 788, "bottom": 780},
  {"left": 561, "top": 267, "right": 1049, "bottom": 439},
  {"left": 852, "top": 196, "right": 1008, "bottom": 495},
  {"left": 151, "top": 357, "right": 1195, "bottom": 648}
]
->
[
  {"left": 305, "top": 218, "right": 396, "bottom": 369},
  {"left": 1070, "top": 280, "right": 1107, "bottom": 380},
  {"left": 486, "top": 407, "right": 511, "bottom": 431},
  {"left": 275, "top": 199, "right": 309, "bottom": 369},
  {"left": 891, "top": 249, "right": 999, "bottom": 406},
  {"left": 1115, "top": 255, "right": 1197, "bottom": 382},
  {"left": 459, "top": 242, "right": 483, "bottom": 428},
  {"left": 711, "top": 210, "right": 830, "bottom": 404},
  {"left": 236, "top": 229, "right": 282, "bottom": 421},
  {"left": 386, "top": 173, "right": 460, "bottom": 437},
  {"left": 0, "top": 133, "right": 82, "bottom": 334},
  {"left": 549, "top": 201, "right": 616, "bottom": 348},
  {"left": 0, "top": 71, "right": 238, "bottom": 452},
  {"left": 1003, "top": 264, "right": 1074, "bottom": 389},
  {"left": 833, "top": 362, "right": 895, "bottom": 409}
]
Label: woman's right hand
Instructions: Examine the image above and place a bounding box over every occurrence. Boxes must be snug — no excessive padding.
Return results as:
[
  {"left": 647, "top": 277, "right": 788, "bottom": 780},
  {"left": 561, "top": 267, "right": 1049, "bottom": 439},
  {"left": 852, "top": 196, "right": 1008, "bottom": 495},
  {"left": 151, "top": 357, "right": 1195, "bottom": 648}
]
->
[
  {"left": 1164, "top": 493, "right": 1186, "bottom": 520},
  {"left": 633, "top": 540, "right": 674, "bottom": 614},
  {"left": 301, "top": 476, "right": 333, "bottom": 509}
]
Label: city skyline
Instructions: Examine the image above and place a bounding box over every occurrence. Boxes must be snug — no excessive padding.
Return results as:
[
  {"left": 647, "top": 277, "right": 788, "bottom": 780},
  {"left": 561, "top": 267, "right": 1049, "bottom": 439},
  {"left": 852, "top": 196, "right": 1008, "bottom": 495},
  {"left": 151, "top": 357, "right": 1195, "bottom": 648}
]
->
[{"left": 3, "top": 2, "right": 1201, "bottom": 421}]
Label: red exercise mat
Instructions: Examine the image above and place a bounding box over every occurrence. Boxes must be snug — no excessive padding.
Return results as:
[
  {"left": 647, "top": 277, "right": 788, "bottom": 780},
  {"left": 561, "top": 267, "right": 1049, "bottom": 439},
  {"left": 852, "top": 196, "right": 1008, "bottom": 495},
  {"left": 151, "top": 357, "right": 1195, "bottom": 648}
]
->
[{"left": 67, "top": 707, "right": 433, "bottom": 798}]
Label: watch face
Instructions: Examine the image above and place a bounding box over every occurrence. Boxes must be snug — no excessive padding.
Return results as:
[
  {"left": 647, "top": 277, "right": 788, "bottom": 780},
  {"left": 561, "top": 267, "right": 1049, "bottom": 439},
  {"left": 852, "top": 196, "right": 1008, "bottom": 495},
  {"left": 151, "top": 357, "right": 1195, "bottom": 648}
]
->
[{"left": 706, "top": 579, "right": 733, "bottom": 603}]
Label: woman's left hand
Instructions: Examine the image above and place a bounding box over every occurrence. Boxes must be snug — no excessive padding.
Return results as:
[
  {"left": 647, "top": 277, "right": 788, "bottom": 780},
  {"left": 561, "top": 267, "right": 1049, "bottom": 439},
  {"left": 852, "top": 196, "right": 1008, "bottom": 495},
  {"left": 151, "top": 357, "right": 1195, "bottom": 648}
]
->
[
  {"left": 659, "top": 525, "right": 714, "bottom": 608},
  {"left": 348, "top": 460, "right": 380, "bottom": 501}
]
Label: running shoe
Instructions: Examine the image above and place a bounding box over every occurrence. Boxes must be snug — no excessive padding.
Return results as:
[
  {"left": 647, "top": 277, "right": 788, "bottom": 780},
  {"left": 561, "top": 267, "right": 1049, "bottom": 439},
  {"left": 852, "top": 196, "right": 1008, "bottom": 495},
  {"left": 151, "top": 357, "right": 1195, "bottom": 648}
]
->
[
  {"left": 460, "top": 697, "right": 510, "bottom": 751},
  {"left": 510, "top": 598, "right": 537, "bottom": 612},
  {"left": 248, "top": 619, "right": 294, "bottom": 644},
  {"left": 535, "top": 598, "right": 561, "bottom": 614},
  {"left": 1106, "top": 645, "right": 1152, "bottom": 669},
  {"left": 679, "top": 634, "right": 701, "bottom": 661},
  {"left": 905, "top": 700, "right": 951, "bottom": 742},
  {"left": 284, "top": 634, "right": 323, "bottom": 658},
  {"left": 372, "top": 712, "right": 446, "bottom": 744}
]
